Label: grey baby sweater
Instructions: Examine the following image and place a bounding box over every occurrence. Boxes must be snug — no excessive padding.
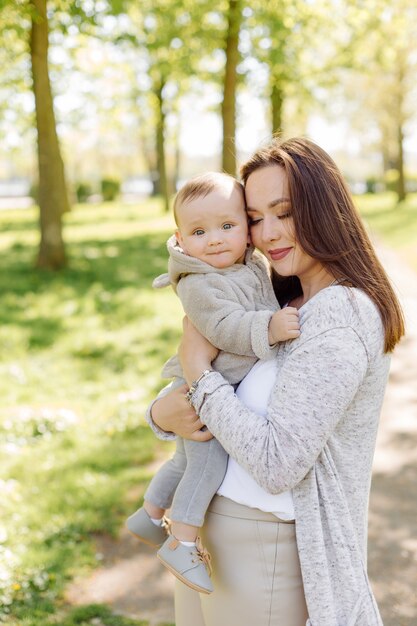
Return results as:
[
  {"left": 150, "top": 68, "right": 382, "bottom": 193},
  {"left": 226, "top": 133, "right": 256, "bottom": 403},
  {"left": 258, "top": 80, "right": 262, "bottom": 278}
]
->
[
  {"left": 148, "top": 285, "right": 390, "bottom": 626},
  {"left": 153, "top": 235, "right": 280, "bottom": 383}
]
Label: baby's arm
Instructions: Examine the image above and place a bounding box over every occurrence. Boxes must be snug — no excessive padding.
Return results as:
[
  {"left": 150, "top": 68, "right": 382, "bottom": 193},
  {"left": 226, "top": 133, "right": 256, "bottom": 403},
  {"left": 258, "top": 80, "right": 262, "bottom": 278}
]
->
[
  {"left": 177, "top": 276, "right": 276, "bottom": 359},
  {"left": 268, "top": 307, "right": 300, "bottom": 344}
]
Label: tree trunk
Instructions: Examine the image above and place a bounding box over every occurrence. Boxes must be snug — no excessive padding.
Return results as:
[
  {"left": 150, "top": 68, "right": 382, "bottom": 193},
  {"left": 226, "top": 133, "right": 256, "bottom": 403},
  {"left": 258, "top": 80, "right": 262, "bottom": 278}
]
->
[
  {"left": 30, "top": 0, "right": 69, "bottom": 269},
  {"left": 221, "top": 0, "right": 242, "bottom": 176},
  {"left": 154, "top": 80, "right": 170, "bottom": 212},
  {"left": 271, "top": 80, "right": 284, "bottom": 136},
  {"left": 173, "top": 112, "right": 181, "bottom": 193},
  {"left": 396, "top": 120, "right": 406, "bottom": 202},
  {"left": 394, "top": 53, "right": 406, "bottom": 203},
  {"left": 394, "top": 50, "right": 407, "bottom": 202}
]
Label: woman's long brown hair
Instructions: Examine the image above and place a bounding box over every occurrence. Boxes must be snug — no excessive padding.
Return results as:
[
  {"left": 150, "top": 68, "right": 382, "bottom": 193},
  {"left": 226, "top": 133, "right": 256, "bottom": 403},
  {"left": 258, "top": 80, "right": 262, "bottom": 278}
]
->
[{"left": 240, "top": 137, "right": 405, "bottom": 352}]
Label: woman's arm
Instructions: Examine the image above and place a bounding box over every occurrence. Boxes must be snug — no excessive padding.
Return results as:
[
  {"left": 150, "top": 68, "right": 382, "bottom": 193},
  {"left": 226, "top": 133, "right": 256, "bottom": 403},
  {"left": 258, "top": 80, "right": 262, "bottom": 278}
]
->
[
  {"left": 179, "top": 320, "right": 369, "bottom": 494},
  {"left": 147, "top": 320, "right": 219, "bottom": 441}
]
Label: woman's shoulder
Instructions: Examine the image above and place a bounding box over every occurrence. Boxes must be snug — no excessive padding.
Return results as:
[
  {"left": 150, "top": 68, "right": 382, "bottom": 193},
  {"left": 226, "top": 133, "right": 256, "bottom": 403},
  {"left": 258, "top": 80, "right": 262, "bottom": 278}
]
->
[
  {"left": 302, "top": 285, "right": 379, "bottom": 321},
  {"left": 297, "top": 286, "right": 385, "bottom": 358}
]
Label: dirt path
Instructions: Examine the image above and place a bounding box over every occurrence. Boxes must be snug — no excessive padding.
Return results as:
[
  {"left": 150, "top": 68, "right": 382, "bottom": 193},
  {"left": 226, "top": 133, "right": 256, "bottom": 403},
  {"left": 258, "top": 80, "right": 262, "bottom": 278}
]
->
[
  {"left": 367, "top": 245, "right": 417, "bottom": 626},
  {"left": 66, "top": 244, "right": 417, "bottom": 626}
]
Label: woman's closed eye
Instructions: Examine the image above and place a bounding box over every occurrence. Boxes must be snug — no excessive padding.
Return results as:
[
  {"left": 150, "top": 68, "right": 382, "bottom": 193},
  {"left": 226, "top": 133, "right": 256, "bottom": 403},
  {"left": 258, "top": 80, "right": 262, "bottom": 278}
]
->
[{"left": 249, "top": 212, "right": 292, "bottom": 225}]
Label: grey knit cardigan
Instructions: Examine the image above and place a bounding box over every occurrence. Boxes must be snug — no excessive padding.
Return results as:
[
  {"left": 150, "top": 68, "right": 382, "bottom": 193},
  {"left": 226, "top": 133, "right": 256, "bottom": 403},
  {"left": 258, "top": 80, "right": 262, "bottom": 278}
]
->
[
  {"left": 153, "top": 235, "right": 280, "bottom": 383},
  {"left": 147, "top": 285, "right": 390, "bottom": 626}
]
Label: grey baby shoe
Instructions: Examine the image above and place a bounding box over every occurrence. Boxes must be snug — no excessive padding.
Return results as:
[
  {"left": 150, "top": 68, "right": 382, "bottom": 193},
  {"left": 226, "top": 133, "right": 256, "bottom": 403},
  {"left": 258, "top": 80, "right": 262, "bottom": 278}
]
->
[
  {"left": 126, "top": 507, "right": 170, "bottom": 548},
  {"left": 157, "top": 536, "right": 213, "bottom": 594}
]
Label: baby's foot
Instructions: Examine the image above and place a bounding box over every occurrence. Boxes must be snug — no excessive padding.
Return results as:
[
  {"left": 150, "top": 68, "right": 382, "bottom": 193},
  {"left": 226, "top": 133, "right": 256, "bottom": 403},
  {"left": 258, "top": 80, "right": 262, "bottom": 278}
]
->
[
  {"left": 157, "top": 536, "right": 213, "bottom": 594},
  {"left": 126, "top": 507, "right": 170, "bottom": 548}
]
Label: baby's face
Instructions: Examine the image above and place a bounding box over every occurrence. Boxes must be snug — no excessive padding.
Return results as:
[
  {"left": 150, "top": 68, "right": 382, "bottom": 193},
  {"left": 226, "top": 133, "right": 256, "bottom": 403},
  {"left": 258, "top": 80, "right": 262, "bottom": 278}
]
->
[{"left": 176, "top": 186, "right": 249, "bottom": 269}]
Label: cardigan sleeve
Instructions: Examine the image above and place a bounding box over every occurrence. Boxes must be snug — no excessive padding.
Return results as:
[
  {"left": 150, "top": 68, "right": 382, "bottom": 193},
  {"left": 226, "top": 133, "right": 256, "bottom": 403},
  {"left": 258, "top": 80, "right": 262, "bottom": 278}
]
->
[
  {"left": 177, "top": 276, "right": 278, "bottom": 360},
  {"left": 144, "top": 379, "right": 184, "bottom": 441},
  {"left": 191, "top": 326, "right": 369, "bottom": 494}
]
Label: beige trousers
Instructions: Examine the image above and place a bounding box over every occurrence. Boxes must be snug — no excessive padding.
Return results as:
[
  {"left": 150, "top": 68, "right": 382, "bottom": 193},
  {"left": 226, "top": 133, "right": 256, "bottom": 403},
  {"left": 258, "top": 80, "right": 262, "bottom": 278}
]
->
[{"left": 175, "top": 495, "right": 309, "bottom": 626}]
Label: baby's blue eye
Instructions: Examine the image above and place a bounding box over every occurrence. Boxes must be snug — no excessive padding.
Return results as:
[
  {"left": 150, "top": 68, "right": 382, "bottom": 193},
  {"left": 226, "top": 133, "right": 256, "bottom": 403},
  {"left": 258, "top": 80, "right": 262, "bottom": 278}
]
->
[
  {"left": 193, "top": 229, "right": 205, "bottom": 236},
  {"left": 222, "top": 223, "right": 233, "bottom": 230}
]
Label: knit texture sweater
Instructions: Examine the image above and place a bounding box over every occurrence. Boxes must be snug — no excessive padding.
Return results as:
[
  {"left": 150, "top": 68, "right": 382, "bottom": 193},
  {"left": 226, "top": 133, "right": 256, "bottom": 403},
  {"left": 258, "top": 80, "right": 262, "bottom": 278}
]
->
[
  {"left": 147, "top": 285, "right": 390, "bottom": 626},
  {"left": 153, "top": 235, "right": 280, "bottom": 383}
]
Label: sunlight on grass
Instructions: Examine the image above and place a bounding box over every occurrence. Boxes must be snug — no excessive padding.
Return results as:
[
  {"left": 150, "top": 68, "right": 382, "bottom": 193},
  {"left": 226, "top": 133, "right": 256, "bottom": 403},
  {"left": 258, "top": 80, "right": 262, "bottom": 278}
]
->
[
  {"left": 0, "top": 199, "right": 179, "bottom": 625},
  {"left": 356, "top": 192, "right": 417, "bottom": 271}
]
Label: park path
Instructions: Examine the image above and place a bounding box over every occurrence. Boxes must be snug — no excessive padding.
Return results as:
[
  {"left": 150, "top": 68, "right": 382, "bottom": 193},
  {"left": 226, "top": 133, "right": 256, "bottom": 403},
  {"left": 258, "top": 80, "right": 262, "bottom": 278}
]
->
[{"left": 65, "top": 243, "right": 417, "bottom": 626}]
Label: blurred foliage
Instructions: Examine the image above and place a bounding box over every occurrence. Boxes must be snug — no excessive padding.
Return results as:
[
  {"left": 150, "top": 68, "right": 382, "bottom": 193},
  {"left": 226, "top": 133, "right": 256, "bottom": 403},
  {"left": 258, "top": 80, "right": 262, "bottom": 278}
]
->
[
  {"left": 100, "top": 178, "right": 121, "bottom": 202},
  {"left": 1, "top": 0, "right": 416, "bottom": 198},
  {"left": 0, "top": 198, "right": 180, "bottom": 624},
  {"left": 75, "top": 182, "right": 93, "bottom": 203}
]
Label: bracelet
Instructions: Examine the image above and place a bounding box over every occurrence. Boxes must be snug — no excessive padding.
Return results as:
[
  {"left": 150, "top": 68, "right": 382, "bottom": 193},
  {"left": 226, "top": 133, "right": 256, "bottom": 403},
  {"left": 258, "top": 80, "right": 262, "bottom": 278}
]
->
[{"left": 185, "top": 369, "right": 213, "bottom": 406}]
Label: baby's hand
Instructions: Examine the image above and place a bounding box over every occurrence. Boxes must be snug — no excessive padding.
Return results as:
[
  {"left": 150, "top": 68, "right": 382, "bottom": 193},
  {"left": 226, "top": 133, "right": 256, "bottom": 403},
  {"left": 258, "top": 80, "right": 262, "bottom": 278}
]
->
[{"left": 268, "top": 307, "right": 300, "bottom": 344}]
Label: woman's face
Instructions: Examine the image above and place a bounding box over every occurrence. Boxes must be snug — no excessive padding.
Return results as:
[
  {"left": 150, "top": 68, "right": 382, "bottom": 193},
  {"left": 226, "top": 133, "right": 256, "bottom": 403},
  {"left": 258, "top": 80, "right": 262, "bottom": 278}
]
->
[{"left": 245, "top": 165, "right": 322, "bottom": 280}]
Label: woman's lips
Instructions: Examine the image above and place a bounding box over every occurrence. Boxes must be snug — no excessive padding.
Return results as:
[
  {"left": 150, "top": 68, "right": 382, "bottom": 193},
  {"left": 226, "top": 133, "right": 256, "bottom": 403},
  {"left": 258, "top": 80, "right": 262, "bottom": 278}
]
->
[{"left": 268, "top": 247, "right": 292, "bottom": 260}]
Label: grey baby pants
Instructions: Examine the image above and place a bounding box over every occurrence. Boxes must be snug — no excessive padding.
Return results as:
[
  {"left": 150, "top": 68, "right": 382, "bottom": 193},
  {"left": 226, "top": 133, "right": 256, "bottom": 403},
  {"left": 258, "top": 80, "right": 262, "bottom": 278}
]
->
[{"left": 144, "top": 435, "right": 228, "bottom": 527}]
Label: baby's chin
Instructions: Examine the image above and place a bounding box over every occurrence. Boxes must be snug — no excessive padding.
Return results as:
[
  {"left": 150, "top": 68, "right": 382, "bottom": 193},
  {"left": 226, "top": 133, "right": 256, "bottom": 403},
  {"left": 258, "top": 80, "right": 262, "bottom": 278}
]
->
[{"left": 207, "top": 260, "right": 231, "bottom": 269}]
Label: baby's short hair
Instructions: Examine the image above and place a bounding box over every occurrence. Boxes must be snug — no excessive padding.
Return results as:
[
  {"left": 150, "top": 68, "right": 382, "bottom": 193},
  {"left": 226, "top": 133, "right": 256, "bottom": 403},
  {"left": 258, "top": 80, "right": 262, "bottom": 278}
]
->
[{"left": 173, "top": 172, "right": 245, "bottom": 226}]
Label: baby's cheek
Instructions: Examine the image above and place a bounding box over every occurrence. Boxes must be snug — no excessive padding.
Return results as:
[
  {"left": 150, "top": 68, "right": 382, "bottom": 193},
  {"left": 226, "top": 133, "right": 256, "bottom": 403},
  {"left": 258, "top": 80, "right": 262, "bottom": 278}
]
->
[{"left": 249, "top": 227, "right": 262, "bottom": 249}]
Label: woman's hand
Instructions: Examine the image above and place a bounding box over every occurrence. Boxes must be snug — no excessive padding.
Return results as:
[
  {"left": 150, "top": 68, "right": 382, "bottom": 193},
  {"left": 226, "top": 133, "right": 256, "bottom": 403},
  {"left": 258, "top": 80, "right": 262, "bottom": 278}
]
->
[
  {"left": 178, "top": 317, "right": 219, "bottom": 386},
  {"left": 151, "top": 383, "right": 213, "bottom": 441}
]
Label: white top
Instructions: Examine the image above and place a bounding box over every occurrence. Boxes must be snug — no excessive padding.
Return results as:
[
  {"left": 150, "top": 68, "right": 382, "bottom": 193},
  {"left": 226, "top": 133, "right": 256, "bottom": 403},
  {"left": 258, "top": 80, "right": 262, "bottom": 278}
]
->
[{"left": 217, "top": 358, "right": 295, "bottom": 520}]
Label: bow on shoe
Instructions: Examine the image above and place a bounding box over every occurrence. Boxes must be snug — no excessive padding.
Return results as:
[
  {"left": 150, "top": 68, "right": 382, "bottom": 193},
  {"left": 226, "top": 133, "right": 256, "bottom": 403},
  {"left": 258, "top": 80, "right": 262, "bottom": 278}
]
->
[
  {"left": 193, "top": 537, "right": 213, "bottom": 576},
  {"left": 161, "top": 516, "right": 172, "bottom": 535}
]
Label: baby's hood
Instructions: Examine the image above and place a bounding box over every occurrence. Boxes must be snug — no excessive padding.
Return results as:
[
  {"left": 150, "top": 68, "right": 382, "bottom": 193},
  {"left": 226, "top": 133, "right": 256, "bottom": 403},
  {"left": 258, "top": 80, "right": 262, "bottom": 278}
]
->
[{"left": 152, "top": 234, "right": 252, "bottom": 291}]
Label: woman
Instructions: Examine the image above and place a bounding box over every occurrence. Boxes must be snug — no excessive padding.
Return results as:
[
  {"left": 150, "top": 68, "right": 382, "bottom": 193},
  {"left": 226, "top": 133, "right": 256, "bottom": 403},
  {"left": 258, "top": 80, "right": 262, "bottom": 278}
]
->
[{"left": 147, "top": 137, "right": 405, "bottom": 626}]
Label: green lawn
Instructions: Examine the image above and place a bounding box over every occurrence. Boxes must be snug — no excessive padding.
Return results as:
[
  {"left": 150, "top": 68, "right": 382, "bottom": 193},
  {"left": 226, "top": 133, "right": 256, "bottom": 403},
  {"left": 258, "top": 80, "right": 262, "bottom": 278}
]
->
[
  {"left": 356, "top": 191, "right": 417, "bottom": 271},
  {"left": 0, "top": 191, "right": 416, "bottom": 626},
  {"left": 0, "top": 199, "right": 180, "bottom": 626}
]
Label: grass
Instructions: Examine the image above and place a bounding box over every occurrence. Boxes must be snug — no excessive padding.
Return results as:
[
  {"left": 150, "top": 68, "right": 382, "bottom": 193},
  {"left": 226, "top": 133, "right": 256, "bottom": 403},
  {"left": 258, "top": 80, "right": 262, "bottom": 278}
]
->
[
  {"left": 356, "top": 191, "right": 417, "bottom": 271},
  {"left": 0, "top": 191, "right": 416, "bottom": 625},
  {"left": 0, "top": 198, "right": 179, "bottom": 625}
]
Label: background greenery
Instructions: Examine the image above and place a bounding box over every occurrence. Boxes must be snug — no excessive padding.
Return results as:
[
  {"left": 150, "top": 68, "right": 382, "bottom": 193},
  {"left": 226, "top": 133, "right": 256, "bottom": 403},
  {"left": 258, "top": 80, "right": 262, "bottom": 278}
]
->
[
  {"left": 0, "top": 199, "right": 180, "bottom": 626},
  {"left": 1, "top": 0, "right": 416, "bottom": 268},
  {"left": 0, "top": 193, "right": 416, "bottom": 625}
]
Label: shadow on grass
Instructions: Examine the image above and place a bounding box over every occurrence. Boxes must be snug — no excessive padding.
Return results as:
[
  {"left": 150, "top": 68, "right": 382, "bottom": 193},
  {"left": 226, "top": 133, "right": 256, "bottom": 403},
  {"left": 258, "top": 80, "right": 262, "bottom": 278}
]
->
[
  {"left": 0, "top": 230, "right": 172, "bottom": 348},
  {"left": 1, "top": 230, "right": 170, "bottom": 295}
]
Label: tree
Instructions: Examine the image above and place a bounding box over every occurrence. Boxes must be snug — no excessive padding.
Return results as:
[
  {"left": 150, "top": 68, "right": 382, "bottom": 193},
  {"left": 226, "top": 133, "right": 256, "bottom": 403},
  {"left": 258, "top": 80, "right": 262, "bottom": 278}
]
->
[
  {"left": 0, "top": 0, "right": 71, "bottom": 268},
  {"left": 336, "top": 0, "right": 417, "bottom": 201},
  {"left": 244, "top": 0, "right": 338, "bottom": 138},
  {"left": 221, "top": 0, "right": 243, "bottom": 175},
  {"left": 107, "top": 0, "right": 240, "bottom": 209},
  {"left": 30, "top": 0, "right": 69, "bottom": 268},
  {"left": 107, "top": 1, "right": 193, "bottom": 211}
]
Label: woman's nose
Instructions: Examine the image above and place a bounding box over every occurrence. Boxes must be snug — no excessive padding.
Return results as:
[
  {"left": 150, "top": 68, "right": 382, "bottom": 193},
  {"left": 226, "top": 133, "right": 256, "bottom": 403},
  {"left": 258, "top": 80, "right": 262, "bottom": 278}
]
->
[{"left": 261, "top": 217, "right": 280, "bottom": 242}]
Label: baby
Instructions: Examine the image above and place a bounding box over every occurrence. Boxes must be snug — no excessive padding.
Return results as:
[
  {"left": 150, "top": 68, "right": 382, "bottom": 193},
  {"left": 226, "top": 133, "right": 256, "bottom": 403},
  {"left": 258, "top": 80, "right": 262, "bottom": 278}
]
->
[{"left": 126, "top": 172, "right": 300, "bottom": 594}]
